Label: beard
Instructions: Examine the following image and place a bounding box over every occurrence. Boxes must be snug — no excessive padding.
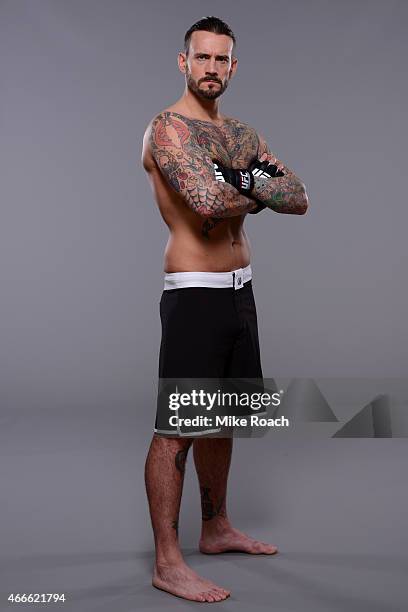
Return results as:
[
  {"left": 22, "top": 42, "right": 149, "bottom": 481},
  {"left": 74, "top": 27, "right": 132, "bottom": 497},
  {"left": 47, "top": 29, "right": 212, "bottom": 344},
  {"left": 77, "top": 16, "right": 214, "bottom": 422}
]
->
[{"left": 186, "top": 67, "right": 229, "bottom": 100}]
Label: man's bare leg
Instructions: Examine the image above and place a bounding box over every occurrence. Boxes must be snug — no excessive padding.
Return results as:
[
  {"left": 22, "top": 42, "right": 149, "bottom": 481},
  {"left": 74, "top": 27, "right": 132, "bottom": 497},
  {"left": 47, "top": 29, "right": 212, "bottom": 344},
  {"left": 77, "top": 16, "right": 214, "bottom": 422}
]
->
[
  {"left": 144, "top": 434, "right": 230, "bottom": 602},
  {"left": 193, "top": 437, "right": 279, "bottom": 554}
]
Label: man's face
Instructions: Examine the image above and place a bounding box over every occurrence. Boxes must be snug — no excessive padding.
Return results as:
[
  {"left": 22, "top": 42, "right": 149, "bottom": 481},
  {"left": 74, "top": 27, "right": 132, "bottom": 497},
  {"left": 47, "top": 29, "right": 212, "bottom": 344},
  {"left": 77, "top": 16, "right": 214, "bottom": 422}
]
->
[{"left": 180, "top": 31, "right": 237, "bottom": 100}]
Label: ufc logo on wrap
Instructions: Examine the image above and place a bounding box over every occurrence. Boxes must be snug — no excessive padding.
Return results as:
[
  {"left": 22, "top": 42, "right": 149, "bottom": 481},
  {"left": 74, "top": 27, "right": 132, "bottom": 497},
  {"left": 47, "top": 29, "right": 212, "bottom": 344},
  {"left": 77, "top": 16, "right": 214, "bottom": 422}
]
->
[
  {"left": 213, "top": 164, "right": 226, "bottom": 182},
  {"left": 239, "top": 171, "right": 251, "bottom": 191},
  {"left": 251, "top": 168, "right": 272, "bottom": 179}
]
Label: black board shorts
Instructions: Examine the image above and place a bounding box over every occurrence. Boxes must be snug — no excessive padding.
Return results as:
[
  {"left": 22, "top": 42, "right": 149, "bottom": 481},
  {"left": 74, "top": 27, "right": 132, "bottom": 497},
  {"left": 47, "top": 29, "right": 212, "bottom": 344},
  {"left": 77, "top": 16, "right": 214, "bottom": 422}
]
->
[{"left": 154, "top": 266, "right": 265, "bottom": 436}]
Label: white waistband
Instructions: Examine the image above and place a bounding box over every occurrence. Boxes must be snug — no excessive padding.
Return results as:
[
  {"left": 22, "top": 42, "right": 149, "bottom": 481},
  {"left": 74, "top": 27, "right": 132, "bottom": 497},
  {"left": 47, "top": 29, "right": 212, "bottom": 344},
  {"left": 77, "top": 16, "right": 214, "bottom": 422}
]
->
[{"left": 164, "top": 264, "right": 252, "bottom": 290}]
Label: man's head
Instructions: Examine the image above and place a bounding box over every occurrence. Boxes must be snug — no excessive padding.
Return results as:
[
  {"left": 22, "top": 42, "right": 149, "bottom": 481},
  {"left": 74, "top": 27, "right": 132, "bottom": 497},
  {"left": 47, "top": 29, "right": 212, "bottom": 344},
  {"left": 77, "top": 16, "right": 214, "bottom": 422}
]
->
[{"left": 179, "top": 16, "right": 237, "bottom": 100}]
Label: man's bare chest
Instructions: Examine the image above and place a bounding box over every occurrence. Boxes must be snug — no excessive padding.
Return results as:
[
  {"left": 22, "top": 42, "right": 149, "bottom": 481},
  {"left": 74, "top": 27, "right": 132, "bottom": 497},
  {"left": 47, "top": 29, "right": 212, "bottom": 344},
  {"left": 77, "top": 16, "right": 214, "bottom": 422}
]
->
[{"left": 189, "top": 119, "right": 259, "bottom": 169}]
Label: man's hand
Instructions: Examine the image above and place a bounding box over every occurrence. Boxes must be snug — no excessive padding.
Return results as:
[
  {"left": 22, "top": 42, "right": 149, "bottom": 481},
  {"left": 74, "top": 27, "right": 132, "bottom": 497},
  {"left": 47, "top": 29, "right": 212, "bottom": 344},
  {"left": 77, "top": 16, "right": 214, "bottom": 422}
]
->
[
  {"left": 213, "top": 161, "right": 254, "bottom": 196},
  {"left": 213, "top": 156, "right": 286, "bottom": 215},
  {"left": 246, "top": 156, "right": 285, "bottom": 214},
  {"left": 248, "top": 156, "right": 285, "bottom": 180}
]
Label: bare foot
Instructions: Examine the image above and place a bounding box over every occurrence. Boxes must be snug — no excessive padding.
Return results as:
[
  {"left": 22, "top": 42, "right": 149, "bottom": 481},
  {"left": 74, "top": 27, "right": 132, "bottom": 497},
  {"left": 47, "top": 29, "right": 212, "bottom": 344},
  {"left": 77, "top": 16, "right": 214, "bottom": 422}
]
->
[
  {"left": 200, "top": 525, "right": 278, "bottom": 555},
  {"left": 153, "top": 560, "right": 231, "bottom": 602}
]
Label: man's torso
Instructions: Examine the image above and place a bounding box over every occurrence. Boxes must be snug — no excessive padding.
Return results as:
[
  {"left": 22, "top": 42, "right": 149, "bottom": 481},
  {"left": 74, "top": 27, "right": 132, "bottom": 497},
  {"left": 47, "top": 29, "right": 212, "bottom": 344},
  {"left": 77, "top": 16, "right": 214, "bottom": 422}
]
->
[{"left": 142, "top": 104, "right": 260, "bottom": 272}]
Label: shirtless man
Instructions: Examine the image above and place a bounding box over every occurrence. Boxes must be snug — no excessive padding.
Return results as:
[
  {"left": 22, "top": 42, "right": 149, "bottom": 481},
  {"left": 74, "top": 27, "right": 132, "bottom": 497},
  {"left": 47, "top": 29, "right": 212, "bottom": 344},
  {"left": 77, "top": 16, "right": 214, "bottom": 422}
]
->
[{"left": 142, "top": 16, "right": 308, "bottom": 603}]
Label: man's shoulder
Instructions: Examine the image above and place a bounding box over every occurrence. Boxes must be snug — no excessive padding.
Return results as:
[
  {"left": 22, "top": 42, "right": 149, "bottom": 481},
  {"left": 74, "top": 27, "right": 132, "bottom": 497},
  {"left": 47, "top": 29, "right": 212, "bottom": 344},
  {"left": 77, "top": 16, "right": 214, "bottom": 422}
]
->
[
  {"left": 146, "top": 107, "right": 189, "bottom": 126},
  {"left": 224, "top": 115, "right": 259, "bottom": 136},
  {"left": 144, "top": 110, "right": 165, "bottom": 134},
  {"left": 143, "top": 109, "right": 192, "bottom": 143}
]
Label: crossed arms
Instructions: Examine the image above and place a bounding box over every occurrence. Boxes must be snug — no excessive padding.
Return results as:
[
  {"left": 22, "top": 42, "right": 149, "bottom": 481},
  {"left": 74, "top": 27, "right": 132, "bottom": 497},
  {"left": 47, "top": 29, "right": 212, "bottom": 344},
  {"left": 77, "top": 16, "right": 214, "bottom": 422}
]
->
[{"left": 148, "top": 111, "right": 308, "bottom": 218}]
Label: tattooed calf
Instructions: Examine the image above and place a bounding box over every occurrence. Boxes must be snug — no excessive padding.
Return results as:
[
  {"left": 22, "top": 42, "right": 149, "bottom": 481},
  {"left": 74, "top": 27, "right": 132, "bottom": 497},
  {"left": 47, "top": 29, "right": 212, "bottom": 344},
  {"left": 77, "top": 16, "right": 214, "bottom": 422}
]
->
[{"left": 200, "top": 487, "right": 227, "bottom": 521}]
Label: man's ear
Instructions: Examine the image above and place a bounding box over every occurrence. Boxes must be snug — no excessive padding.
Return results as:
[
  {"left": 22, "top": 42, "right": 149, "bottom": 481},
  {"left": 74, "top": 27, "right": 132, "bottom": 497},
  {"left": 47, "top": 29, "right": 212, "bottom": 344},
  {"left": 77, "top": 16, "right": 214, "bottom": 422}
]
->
[
  {"left": 178, "top": 51, "right": 187, "bottom": 74},
  {"left": 229, "top": 57, "right": 238, "bottom": 79}
]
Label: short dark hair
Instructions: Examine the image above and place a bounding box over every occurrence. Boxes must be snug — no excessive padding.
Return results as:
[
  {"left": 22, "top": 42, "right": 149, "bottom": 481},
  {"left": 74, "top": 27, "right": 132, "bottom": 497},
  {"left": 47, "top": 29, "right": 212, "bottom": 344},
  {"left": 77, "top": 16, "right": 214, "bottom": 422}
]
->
[{"left": 184, "top": 16, "right": 236, "bottom": 56}]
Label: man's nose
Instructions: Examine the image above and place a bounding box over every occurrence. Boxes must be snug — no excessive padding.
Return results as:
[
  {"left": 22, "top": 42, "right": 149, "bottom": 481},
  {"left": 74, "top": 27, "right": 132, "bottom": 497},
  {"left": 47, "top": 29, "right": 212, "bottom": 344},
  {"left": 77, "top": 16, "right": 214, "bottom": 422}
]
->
[{"left": 205, "top": 59, "right": 218, "bottom": 74}]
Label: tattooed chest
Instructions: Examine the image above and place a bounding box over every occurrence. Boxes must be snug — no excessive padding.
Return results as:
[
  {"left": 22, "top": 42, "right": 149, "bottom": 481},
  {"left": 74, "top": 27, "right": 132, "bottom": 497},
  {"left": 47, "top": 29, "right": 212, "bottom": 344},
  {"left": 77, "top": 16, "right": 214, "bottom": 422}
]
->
[{"left": 193, "top": 122, "right": 259, "bottom": 168}]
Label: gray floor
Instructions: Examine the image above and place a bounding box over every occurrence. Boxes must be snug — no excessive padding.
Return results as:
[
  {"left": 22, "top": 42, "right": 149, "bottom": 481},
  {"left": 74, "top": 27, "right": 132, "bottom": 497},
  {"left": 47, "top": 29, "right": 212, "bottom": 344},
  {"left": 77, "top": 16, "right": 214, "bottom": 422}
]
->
[{"left": 1, "top": 400, "right": 407, "bottom": 611}]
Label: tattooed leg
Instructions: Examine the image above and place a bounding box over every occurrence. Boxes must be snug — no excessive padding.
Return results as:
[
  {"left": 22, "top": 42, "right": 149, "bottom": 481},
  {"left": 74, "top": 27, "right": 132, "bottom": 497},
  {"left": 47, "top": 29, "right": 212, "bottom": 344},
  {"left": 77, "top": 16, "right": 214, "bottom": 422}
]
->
[
  {"left": 145, "top": 434, "right": 230, "bottom": 601},
  {"left": 193, "top": 437, "right": 278, "bottom": 555},
  {"left": 145, "top": 436, "right": 192, "bottom": 564},
  {"left": 193, "top": 437, "right": 232, "bottom": 525}
]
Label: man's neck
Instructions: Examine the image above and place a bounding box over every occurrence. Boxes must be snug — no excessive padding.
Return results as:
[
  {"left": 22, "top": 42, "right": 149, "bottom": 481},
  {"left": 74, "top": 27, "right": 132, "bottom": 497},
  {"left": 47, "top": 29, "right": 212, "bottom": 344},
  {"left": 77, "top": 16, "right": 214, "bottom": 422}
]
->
[{"left": 178, "top": 89, "right": 223, "bottom": 122}]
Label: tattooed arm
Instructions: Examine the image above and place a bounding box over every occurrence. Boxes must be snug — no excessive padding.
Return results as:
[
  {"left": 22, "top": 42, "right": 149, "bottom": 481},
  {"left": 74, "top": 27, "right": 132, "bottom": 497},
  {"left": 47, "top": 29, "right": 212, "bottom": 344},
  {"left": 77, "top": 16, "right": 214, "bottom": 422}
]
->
[
  {"left": 149, "top": 111, "right": 258, "bottom": 217},
  {"left": 251, "top": 133, "right": 309, "bottom": 215}
]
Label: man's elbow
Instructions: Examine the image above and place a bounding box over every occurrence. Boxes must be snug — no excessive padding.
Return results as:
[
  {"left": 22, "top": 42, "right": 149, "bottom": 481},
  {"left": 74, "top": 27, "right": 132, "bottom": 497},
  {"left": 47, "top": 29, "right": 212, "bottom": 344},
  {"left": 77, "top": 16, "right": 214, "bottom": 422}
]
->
[
  {"left": 185, "top": 181, "right": 225, "bottom": 218},
  {"left": 296, "top": 183, "right": 309, "bottom": 215},
  {"left": 297, "top": 197, "right": 309, "bottom": 215}
]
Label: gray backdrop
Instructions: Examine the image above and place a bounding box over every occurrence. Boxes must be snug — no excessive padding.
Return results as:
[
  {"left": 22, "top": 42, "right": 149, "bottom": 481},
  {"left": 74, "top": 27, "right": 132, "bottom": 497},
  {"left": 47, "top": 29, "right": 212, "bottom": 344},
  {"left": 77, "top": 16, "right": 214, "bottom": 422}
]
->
[{"left": 1, "top": 1, "right": 407, "bottom": 611}]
